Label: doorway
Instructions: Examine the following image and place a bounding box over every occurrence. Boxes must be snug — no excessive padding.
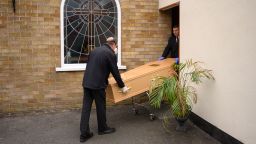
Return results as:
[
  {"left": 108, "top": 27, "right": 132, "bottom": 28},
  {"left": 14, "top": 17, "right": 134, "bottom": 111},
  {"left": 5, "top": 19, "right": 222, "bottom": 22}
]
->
[{"left": 171, "top": 6, "right": 179, "bottom": 28}]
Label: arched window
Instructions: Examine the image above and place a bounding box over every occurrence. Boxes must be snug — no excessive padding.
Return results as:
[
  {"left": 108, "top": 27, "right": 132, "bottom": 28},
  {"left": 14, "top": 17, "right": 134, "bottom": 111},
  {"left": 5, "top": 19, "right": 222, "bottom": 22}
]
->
[{"left": 57, "top": 0, "right": 125, "bottom": 71}]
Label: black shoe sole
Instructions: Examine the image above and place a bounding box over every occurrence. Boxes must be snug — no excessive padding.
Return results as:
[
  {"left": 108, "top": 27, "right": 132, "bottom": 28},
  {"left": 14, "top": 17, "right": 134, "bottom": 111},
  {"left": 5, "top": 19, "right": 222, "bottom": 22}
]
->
[
  {"left": 98, "top": 130, "right": 116, "bottom": 135},
  {"left": 80, "top": 134, "right": 93, "bottom": 143}
]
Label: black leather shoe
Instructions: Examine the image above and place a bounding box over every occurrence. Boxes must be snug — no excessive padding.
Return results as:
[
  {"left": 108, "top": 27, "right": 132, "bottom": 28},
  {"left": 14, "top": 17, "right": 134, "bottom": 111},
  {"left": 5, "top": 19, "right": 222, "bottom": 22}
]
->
[
  {"left": 80, "top": 132, "right": 93, "bottom": 143},
  {"left": 98, "top": 127, "right": 116, "bottom": 135}
]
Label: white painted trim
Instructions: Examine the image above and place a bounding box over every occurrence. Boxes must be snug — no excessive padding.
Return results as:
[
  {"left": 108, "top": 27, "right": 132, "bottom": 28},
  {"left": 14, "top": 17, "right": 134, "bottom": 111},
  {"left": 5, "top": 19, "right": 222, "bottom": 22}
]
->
[
  {"left": 56, "top": 65, "right": 127, "bottom": 72},
  {"left": 57, "top": 0, "right": 125, "bottom": 72},
  {"left": 60, "top": 0, "right": 65, "bottom": 68},
  {"left": 159, "top": 0, "right": 179, "bottom": 10},
  {"left": 116, "top": 0, "right": 122, "bottom": 66}
]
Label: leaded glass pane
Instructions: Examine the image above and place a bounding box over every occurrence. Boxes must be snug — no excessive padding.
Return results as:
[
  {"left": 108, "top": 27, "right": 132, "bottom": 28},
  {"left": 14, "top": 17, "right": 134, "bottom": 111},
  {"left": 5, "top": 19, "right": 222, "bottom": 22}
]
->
[{"left": 64, "top": 0, "right": 118, "bottom": 64}]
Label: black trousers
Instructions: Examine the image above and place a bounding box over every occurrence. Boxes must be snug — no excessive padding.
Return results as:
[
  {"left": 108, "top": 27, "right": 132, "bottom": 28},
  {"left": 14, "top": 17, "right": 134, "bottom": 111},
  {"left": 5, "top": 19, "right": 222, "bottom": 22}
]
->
[{"left": 80, "top": 88, "right": 107, "bottom": 135}]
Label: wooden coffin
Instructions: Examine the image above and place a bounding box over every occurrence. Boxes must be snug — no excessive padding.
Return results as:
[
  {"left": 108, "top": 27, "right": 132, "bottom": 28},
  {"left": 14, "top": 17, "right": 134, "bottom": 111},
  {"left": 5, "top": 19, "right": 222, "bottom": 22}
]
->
[{"left": 106, "top": 58, "right": 175, "bottom": 103}]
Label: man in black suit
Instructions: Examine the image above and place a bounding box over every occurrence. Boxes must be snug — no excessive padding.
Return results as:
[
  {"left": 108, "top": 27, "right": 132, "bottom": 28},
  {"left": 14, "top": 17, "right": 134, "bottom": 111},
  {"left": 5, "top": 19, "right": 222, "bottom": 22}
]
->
[
  {"left": 159, "top": 25, "right": 179, "bottom": 62},
  {"left": 80, "top": 37, "right": 129, "bottom": 142}
]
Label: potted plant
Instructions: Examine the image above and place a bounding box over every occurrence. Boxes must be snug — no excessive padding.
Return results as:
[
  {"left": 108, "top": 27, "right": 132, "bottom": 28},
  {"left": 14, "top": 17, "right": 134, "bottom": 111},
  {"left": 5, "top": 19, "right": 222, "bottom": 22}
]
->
[{"left": 148, "top": 59, "right": 215, "bottom": 131}]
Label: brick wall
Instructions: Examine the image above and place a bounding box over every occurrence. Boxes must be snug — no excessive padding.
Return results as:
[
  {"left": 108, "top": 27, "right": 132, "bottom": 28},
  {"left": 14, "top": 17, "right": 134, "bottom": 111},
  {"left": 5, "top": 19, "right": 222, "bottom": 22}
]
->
[
  {"left": 0, "top": 0, "right": 171, "bottom": 114},
  {"left": 121, "top": 0, "right": 171, "bottom": 68}
]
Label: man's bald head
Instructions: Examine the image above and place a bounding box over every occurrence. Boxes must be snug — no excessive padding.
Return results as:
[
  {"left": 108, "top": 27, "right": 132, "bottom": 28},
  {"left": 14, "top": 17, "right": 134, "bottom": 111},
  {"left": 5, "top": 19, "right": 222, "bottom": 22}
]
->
[
  {"left": 106, "top": 37, "right": 117, "bottom": 51},
  {"left": 106, "top": 37, "right": 116, "bottom": 45}
]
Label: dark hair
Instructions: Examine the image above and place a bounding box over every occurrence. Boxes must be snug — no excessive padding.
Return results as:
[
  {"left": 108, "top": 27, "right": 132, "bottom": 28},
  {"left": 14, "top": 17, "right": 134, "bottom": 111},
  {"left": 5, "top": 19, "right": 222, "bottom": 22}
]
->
[{"left": 173, "top": 25, "right": 179, "bottom": 29}]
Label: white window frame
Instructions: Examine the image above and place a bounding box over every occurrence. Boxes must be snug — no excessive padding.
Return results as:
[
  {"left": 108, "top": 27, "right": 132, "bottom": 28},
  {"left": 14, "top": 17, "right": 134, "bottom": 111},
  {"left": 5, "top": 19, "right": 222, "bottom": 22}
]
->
[{"left": 56, "top": 0, "right": 126, "bottom": 71}]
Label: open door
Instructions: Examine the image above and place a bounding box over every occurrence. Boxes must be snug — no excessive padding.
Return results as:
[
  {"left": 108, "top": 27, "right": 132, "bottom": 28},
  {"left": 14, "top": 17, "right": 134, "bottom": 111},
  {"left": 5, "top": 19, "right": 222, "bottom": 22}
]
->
[
  {"left": 160, "top": 4, "right": 180, "bottom": 59},
  {"left": 171, "top": 6, "right": 179, "bottom": 27}
]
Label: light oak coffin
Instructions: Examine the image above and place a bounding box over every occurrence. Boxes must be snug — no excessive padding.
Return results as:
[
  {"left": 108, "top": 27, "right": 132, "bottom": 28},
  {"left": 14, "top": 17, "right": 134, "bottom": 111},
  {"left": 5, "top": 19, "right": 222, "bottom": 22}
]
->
[{"left": 106, "top": 58, "right": 175, "bottom": 103}]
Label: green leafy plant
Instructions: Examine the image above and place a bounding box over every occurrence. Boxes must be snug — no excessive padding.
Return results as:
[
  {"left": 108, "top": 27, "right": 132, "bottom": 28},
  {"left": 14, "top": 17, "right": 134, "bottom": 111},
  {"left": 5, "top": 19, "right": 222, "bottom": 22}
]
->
[{"left": 149, "top": 59, "right": 215, "bottom": 118}]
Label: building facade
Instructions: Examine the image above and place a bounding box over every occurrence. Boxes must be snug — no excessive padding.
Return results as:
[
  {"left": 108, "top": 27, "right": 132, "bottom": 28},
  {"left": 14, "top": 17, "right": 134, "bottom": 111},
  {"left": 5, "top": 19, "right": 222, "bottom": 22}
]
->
[{"left": 0, "top": 0, "right": 171, "bottom": 114}]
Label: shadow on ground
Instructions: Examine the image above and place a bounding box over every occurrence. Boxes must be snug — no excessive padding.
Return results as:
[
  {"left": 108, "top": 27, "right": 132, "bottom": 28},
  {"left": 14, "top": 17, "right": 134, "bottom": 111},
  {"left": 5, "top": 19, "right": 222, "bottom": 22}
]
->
[{"left": 0, "top": 105, "right": 220, "bottom": 144}]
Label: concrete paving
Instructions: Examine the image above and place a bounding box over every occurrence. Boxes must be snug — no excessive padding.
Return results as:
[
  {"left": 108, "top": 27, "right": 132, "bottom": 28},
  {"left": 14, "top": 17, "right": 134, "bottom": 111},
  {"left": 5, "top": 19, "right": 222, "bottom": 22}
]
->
[{"left": 0, "top": 105, "right": 220, "bottom": 144}]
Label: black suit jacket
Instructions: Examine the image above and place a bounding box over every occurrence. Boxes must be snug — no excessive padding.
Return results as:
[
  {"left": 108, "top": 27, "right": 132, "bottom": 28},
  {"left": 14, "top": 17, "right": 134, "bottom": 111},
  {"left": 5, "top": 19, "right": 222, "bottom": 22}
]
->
[
  {"left": 161, "top": 36, "right": 179, "bottom": 58},
  {"left": 82, "top": 44, "right": 125, "bottom": 89}
]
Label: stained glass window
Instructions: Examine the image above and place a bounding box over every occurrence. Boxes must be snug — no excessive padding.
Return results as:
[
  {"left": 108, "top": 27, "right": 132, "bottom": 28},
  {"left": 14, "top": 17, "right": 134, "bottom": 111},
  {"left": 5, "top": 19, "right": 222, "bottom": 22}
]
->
[{"left": 64, "top": 0, "right": 118, "bottom": 64}]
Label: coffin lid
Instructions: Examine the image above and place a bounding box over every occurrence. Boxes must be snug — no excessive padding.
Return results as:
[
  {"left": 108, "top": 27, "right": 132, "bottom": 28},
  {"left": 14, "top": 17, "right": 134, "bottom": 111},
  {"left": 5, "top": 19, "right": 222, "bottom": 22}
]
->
[{"left": 108, "top": 58, "right": 175, "bottom": 84}]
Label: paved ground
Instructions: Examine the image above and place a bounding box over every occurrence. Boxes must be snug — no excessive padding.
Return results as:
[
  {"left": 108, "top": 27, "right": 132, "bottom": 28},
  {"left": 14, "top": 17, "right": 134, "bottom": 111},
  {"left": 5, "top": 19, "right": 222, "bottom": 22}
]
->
[{"left": 0, "top": 105, "right": 220, "bottom": 144}]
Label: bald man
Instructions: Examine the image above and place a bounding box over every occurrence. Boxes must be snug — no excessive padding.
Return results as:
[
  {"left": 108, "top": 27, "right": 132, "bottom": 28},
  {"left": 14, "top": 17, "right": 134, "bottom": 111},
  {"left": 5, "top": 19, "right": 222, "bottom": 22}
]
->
[{"left": 80, "top": 37, "right": 129, "bottom": 142}]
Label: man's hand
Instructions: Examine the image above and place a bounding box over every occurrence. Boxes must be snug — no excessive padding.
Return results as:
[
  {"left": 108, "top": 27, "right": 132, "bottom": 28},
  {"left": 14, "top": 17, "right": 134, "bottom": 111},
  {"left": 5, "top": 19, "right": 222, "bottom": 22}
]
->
[
  {"left": 120, "top": 86, "right": 130, "bottom": 93},
  {"left": 158, "top": 56, "right": 165, "bottom": 61}
]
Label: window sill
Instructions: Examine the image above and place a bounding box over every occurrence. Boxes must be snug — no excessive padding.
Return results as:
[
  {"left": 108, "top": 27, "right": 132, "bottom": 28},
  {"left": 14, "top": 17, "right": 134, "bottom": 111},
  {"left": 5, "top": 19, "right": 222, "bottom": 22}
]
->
[{"left": 56, "top": 65, "right": 127, "bottom": 72}]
